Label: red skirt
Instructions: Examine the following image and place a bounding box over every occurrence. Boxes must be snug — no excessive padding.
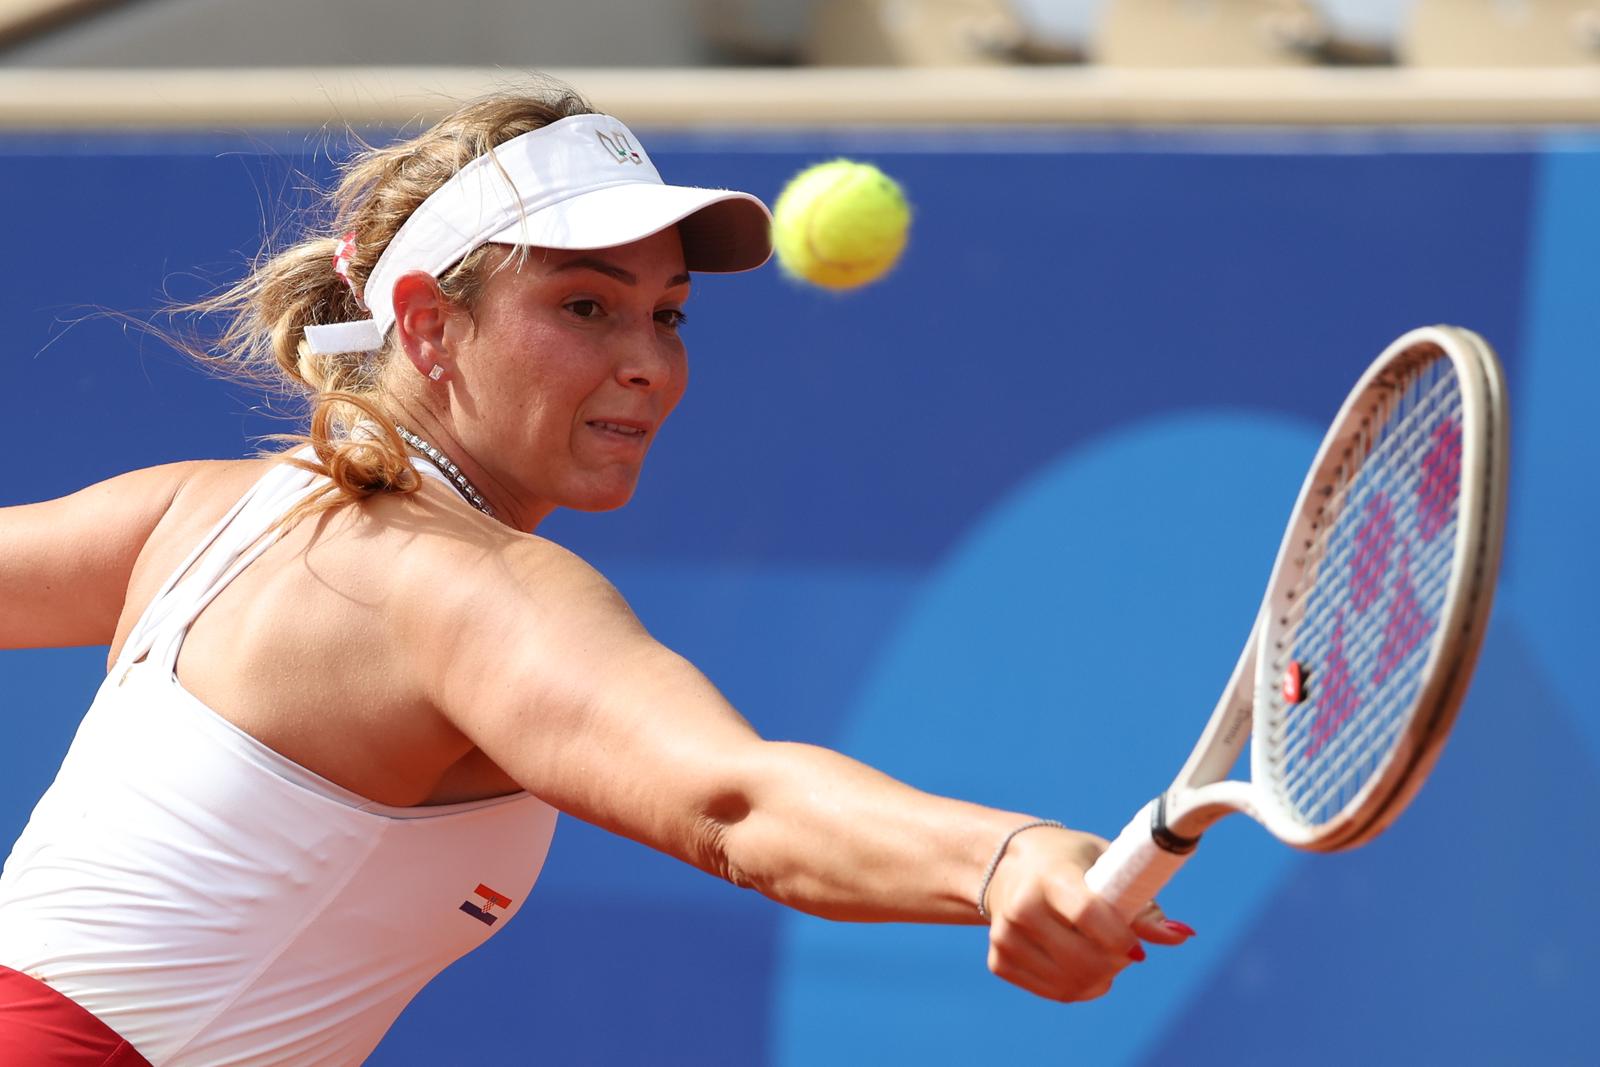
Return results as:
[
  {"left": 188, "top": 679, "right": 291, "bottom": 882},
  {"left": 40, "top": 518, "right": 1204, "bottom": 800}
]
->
[{"left": 0, "top": 965, "right": 151, "bottom": 1066}]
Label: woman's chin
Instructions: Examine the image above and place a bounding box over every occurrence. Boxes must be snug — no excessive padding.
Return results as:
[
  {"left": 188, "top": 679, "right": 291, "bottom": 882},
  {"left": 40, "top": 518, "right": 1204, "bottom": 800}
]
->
[{"left": 562, "top": 480, "right": 639, "bottom": 513}]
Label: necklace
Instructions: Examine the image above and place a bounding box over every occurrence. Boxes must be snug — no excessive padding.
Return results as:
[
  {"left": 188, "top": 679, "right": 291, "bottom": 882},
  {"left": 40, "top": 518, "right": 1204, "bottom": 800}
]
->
[{"left": 394, "top": 425, "right": 498, "bottom": 519}]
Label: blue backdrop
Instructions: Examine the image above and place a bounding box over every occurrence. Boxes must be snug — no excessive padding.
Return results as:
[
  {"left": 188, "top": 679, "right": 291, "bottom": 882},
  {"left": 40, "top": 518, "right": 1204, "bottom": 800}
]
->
[{"left": 2, "top": 126, "right": 1594, "bottom": 1065}]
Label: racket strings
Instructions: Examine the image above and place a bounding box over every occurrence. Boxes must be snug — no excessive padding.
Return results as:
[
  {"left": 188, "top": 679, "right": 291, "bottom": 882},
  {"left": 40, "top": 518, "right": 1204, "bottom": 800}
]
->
[
  {"left": 1279, "top": 550, "right": 1453, "bottom": 775},
  {"left": 1264, "top": 355, "right": 1464, "bottom": 826},
  {"left": 1275, "top": 369, "right": 1460, "bottom": 818},
  {"left": 1276, "top": 365, "right": 1458, "bottom": 731},
  {"left": 1274, "top": 363, "right": 1458, "bottom": 637},
  {"left": 1275, "top": 513, "right": 1457, "bottom": 764},
  {"left": 1281, "top": 607, "right": 1442, "bottom": 821},
  {"left": 1271, "top": 369, "right": 1458, "bottom": 696},
  {"left": 1271, "top": 358, "right": 1457, "bottom": 653}
]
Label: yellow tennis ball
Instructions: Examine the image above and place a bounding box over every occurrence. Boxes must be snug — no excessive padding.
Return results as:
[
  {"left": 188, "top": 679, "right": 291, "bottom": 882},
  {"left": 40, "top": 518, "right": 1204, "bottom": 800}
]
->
[{"left": 771, "top": 159, "right": 911, "bottom": 291}]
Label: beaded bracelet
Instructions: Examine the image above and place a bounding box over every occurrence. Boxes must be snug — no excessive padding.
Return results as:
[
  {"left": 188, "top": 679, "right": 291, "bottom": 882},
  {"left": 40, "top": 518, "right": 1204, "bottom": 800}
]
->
[{"left": 976, "top": 819, "right": 1066, "bottom": 920}]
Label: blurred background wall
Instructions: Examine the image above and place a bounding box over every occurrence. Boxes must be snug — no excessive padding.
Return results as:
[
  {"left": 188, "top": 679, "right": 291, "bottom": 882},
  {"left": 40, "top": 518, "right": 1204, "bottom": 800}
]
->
[
  {"left": 0, "top": 0, "right": 1593, "bottom": 70},
  {"left": 1, "top": 2, "right": 1596, "bottom": 1064},
  {"left": 0, "top": 0, "right": 1404, "bottom": 67}
]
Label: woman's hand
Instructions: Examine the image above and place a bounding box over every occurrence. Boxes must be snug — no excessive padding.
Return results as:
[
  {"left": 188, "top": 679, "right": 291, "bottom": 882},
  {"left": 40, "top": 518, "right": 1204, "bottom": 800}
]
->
[{"left": 981, "top": 825, "right": 1194, "bottom": 1002}]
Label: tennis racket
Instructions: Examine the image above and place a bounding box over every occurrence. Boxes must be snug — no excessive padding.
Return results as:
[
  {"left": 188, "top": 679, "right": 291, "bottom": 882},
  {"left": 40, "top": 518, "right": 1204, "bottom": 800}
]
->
[{"left": 1084, "top": 324, "right": 1508, "bottom": 919}]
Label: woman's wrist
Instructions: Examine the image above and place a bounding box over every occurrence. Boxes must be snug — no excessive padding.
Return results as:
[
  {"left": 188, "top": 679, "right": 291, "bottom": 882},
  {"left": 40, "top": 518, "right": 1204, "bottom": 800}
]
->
[{"left": 976, "top": 818, "right": 1067, "bottom": 920}]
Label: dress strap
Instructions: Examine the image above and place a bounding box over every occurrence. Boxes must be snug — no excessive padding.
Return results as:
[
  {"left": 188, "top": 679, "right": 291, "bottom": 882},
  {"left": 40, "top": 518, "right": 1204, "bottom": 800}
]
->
[
  {"left": 116, "top": 451, "right": 454, "bottom": 673},
  {"left": 115, "top": 455, "right": 323, "bottom": 672}
]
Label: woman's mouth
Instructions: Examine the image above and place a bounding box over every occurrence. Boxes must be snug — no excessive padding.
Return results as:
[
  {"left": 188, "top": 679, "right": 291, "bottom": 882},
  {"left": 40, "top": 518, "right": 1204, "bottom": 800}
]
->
[{"left": 588, "top": 420, "right": 648, "bottom": 438}]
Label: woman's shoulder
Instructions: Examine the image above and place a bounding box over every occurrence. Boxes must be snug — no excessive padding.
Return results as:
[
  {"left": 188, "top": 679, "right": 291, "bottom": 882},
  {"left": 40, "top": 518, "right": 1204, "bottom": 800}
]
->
[
  {"left": 22, "top": 456, "right": 275, "bottom": 565},
  {"left": 134, "top": 456, "right": 282, "bottom": 545},
  {"left": 168, "top": 455, "right": 283, "bottom": 501},
  {"left": 89, "top": 455, "right": 278, "bottom": 524},
  {"left": 357, "top": 495, "right": 623, "bottom": 633},
  {"left": 392, "top": 507, "right": 608, "bottom": 603}
]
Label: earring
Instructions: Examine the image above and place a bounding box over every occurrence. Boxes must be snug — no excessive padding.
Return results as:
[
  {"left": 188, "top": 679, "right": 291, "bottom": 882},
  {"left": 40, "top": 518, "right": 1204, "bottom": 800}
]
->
[{"left": 427, "top": 364, "right": 445, "bottom": 381}]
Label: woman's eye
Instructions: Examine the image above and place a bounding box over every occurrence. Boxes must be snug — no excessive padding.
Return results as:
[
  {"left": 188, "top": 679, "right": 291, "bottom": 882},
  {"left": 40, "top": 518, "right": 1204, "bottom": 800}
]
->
[
  {"left": 655, "top": 309, "right": 688, "bottom": 330},
  {"left": 566, "top": 299, "right": 603, "bottom": 319}
]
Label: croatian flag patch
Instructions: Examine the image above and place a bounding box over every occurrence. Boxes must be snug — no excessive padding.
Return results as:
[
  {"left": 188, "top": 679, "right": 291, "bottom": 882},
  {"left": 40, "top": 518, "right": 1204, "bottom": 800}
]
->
[{"left": 460, "top": 883, "right": 513, "bottom": 926}]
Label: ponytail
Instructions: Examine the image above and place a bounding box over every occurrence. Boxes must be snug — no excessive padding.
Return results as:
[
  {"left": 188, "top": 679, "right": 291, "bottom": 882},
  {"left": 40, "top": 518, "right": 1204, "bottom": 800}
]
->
[{"left": 168, "top": 78, "right": 595, "bottom": 521}]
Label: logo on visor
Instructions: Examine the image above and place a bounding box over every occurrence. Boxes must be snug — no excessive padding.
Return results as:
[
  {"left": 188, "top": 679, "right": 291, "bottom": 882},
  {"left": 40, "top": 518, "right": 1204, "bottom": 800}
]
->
[{"left": 597, "top": 129, "right": 643, "bottom": 165}]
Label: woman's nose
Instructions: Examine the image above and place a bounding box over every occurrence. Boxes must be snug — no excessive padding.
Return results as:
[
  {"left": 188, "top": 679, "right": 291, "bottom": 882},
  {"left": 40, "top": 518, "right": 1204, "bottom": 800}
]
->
[{"left": 616, "top": 329, "right": 676, "bottom": 391}]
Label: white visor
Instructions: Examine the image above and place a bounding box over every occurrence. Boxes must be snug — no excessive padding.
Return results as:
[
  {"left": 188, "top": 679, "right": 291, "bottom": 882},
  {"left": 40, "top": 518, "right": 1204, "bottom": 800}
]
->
[{"left": 303, "top": 113, "right": 772, "bottom": 355}]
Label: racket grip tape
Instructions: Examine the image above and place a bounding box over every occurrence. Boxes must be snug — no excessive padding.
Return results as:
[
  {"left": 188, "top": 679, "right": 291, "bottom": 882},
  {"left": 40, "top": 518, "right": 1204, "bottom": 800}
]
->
[{"left": 1083, "top": 797, "right": 1200, "bottom": 922}]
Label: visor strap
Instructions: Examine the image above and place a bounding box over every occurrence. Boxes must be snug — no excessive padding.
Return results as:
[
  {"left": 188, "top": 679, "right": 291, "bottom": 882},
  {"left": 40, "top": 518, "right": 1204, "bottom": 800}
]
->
[{"left": 304, "top": 320, "right": 385, "bottom": 355}]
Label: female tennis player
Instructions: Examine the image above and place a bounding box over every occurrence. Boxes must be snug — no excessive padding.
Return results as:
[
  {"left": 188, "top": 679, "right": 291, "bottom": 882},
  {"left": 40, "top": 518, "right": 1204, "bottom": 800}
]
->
[{"left": 0, "top": 82, "right": 1191, "bottom": 1065}]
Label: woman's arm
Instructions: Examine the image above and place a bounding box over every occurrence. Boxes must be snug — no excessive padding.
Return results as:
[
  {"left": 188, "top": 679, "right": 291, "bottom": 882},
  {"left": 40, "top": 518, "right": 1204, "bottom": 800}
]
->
[
  {"left": 428, "top": 537, "right": 1189, "bottom": 1001},
  {"left": 0, "top": 463, "right": 201, "bottom": 649}
]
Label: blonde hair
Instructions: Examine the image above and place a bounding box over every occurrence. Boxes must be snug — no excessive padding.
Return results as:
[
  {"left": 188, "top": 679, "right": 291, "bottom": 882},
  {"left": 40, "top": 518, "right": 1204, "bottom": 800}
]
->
[{"left": 182, "top": 79, "right": 596, "bottom": 518}]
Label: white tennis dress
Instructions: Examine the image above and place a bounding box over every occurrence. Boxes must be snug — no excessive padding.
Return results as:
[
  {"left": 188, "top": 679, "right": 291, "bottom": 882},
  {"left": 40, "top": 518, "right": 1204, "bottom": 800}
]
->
[{"left": 0, "top": 457, "right": 558, "bottom": 1066}]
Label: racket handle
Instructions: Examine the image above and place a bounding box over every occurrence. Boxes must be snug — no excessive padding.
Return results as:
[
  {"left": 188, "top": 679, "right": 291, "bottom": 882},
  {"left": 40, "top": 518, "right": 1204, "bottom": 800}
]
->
[{"left": 1083, "top": 798, "right": 1198, "bottom": 921}]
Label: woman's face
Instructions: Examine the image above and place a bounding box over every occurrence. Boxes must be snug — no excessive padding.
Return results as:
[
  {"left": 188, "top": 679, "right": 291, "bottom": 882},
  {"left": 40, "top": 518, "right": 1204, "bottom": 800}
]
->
[{"left": 445, "top": 228, "right": 692, "bottom": 525}]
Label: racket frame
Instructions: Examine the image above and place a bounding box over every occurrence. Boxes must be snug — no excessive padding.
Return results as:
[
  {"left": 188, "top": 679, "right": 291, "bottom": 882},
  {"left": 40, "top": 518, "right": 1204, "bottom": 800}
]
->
[
  {"left": 1242, "top": 325, "right": 1507, "bottom": 850},
  {"left": 1266, "top": 325, "right": 1508, "bottom": 851},
  {"left": 1085, "top": 325, "right": 1508, "bottom": 916}
]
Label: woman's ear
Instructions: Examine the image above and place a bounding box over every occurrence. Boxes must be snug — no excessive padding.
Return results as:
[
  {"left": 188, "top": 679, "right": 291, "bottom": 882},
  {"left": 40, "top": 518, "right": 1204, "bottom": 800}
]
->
[{"left": 391, "top": 270, "right": 454, "bottom": 382}]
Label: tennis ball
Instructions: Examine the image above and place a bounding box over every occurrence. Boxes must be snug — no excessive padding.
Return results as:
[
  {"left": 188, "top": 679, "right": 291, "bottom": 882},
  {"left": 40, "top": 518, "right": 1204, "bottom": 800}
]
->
[{"left": 770, "top": 159, "right": 911, "bottom": 291}]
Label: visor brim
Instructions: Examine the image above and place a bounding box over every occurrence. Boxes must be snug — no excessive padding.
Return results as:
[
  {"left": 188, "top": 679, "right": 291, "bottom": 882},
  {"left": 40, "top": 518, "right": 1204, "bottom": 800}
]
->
[{"left": 482, "top": 182, "right": 772, "bottom": 273}]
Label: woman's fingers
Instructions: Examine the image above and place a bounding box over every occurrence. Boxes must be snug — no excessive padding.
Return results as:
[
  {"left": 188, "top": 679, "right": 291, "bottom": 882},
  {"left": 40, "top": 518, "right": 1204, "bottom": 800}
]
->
[
  {"left": 988, "top": 946, "right": 1114, "bottom": 1004},
  {"left": 1044, "top": 878, "right": 1144, "bottom": 961},
  {"left": 987, "top": 877, "right": 1136, "bottom": 1002},
  {"left": 987, "top": 914, "right": 1122, "bottom": 1003},
  {"left": 1129, "top": 899, "right": 1197, "bottom": 946}
]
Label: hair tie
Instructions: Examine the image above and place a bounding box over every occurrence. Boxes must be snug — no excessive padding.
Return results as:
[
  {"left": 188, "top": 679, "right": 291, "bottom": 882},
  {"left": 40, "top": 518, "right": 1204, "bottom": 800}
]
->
[{"left": 332, "top": 231, "right": 363, "bottom": 307}]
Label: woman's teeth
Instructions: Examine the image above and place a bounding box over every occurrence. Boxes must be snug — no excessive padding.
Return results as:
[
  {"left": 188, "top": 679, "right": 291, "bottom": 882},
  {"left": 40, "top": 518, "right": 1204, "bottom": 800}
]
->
[{"left": 591, "top": 421, "right": 644, "bottom": 436}]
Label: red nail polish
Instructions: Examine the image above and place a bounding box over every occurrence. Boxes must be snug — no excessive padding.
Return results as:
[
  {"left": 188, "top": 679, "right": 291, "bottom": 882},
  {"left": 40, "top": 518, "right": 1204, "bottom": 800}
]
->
[
  {"left": 1127, "top": 944, "right": 1147, "bottom": 962},
  {"left": 1162, "top": 920, "right": 1196, "bottom": 938}
]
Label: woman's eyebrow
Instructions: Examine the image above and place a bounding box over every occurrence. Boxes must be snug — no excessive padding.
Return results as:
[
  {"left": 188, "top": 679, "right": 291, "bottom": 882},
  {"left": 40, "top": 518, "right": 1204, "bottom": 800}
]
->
[{"left": 550, "top": 256, "right": 691, "bottom": 290}]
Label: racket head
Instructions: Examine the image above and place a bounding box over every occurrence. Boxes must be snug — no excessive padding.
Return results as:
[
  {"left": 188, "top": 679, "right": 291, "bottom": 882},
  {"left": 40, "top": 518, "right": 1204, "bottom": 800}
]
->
[{"left": 1248, "top": 326, "right": 1507, "bottom": 851}]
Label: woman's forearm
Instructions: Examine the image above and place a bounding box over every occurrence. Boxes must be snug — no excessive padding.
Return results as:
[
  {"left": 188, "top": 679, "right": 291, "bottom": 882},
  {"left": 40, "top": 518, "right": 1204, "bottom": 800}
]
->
[{"left": 718, "top": 740, "right": 1036, "bottom": 923}]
